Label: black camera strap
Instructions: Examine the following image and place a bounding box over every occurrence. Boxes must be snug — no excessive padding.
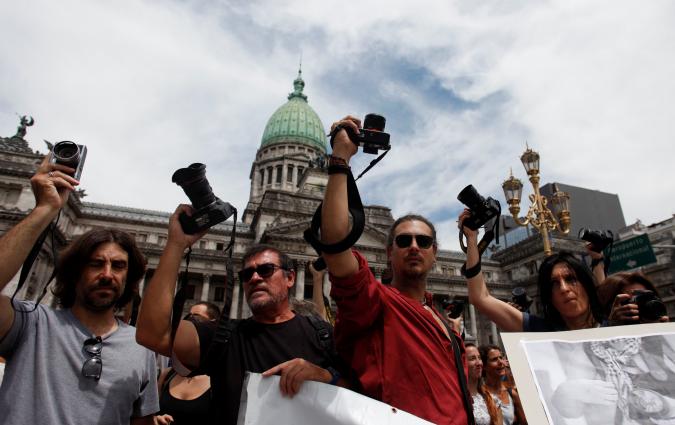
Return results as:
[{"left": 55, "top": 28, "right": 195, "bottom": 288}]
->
[
  {"left": 12, "top": 212, "right": 61, "bottom": 313},
  {"left": 459, "top": 211, "right": 501, "bottom": 257},
  {"left": 303, "top": 169, "right": 366, "bottom": 255},
  {"left": 170, "top": 209, "right": 237, "bottom": 340}
]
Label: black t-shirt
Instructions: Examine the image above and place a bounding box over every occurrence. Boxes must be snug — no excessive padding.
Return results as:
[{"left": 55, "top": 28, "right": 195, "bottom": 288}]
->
[{"left": 194, "top": 315, "right": 338, "bottom": 425}]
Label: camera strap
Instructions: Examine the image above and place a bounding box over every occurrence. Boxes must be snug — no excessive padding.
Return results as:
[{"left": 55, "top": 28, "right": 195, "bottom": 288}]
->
[
  {"left": 303, "top": 169, "right": 366, "bottom": 255},
  {"left": 328, "top": 124, "right": 390, "bottom": 182},
  {"left": 12, "top": 212, "right": 61, "bottom": 313},
  {"left": 170, "top": 209, "right": 238, "bottom": 339},
  {"left": 459, "top": 211, "right": 501, "bottom": 256}
]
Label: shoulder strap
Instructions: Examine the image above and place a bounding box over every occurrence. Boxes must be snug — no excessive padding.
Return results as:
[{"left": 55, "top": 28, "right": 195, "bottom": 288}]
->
[
  {"left": 306, "top": 314, "right": 333, "bottom": 354},
  {"left": 204, "top": 318, "right": 240, "bottom": 371},
  {"left": 438, "top": 321, "right": 476, "bottom": 425}
]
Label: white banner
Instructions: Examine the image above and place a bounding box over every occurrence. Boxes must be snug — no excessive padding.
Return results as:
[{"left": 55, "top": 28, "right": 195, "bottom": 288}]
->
[
  {"left": 237, "top": 373, "right": 433, "bottom": 425},
  {"left": 501, "top": 322, "right": 675, "bottom": 425}
]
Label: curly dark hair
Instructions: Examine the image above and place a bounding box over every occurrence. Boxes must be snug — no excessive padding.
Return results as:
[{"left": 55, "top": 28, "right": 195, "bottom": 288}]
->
[
  {"left": 52, "top": 228, "right": 147, "bottom": 309},
  {"left": 538, "top": 251, "right": 604, "bottom": 329}
]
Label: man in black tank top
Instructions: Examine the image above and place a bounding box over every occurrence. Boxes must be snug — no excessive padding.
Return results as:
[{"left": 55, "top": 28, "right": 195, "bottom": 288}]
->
[{"left": 136, "top": 208, "right": 343, "bottom": 425}]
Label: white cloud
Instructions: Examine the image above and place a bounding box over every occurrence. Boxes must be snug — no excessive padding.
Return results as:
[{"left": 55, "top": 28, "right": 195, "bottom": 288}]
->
[{"left": 1, "top": 0, "right": 673, "bottom": 252}]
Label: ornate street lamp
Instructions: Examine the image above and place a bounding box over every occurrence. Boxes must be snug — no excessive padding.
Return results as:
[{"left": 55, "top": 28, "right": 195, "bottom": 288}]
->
[{"left": 501, "top": 146, "right": 571, "bottom": 256}]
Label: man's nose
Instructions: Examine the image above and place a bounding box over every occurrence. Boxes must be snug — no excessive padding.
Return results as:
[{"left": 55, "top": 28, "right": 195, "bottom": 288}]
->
[{"left": 100, "top": 263, "right": 114, "bottom": 279}]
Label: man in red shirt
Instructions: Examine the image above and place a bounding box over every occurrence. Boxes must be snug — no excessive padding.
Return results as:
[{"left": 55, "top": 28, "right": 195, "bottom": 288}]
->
[{"left": 319, "top": 115, "right": 471, "bottom": 425}]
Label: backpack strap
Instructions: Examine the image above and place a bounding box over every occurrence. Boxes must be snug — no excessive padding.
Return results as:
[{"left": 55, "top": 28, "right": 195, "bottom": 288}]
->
[
  {"left": 204, "top": 317, "right": 240, "bottom": 372},
  {"left": 306, "top": 314, "right": 333, "bottom": 354}
]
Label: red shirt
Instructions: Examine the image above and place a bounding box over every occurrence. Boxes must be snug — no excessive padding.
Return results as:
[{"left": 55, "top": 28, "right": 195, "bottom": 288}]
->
[{"left": 330, "top": 250, "right": 468, "bottom": 425}]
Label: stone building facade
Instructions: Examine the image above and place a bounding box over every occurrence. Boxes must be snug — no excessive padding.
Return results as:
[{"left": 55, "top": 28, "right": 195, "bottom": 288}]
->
[{"left": 1, "top": 72, "right": 672, "bottom": 346}]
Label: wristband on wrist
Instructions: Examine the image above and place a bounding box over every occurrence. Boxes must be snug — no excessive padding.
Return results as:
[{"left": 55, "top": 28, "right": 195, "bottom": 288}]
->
[{"left": 326, "top": 367, "right": 340, "bottom": 385}]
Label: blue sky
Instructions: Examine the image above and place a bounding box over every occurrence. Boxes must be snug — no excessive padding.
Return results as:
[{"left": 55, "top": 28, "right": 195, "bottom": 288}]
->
[{"left": 1, "top": 0, "right": 674, "bottom": 250}]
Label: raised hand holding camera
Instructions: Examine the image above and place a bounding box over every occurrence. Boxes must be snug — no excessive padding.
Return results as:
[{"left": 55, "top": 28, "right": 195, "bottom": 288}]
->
[
  {"left": 172, "top": 163, "right": 235, "bottom": 235},
  {"left": 329, "top": 114, "right": 391, "bottom": 155}
]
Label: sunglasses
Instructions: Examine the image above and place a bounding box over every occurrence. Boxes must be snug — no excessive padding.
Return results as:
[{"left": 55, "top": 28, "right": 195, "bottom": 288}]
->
[
  {"left": 82, "top": 336, "right": 103, "bottom": 380},
  {"left": 394, "top": 234, "right": 435, "bottom": 249},
  {"left": 238, "top": 263, "right": 288, "bottom": 283}
]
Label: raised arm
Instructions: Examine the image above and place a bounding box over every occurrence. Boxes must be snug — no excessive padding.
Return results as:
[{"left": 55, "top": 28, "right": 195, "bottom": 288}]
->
[
  {"left": 320, "top": 116, "right": 360, "bottom": 278},
  {"left": 135, "top": 205, "right": 205, "bottom": 357},
  {"left": 308, "top": 262, "right": 327, "bottom": 320},
  {"left": 0, "top": 157, "right": 77, "bottom": 340},
  {"left": 460, "top": 210, "right": 523, "bottom": 332}
]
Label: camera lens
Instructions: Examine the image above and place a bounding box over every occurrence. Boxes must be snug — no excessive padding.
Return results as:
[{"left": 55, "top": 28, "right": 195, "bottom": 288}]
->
[
  {"left": 457, "top": 185, "right": 486, "bottom": 211},
  {"left": 363, "top": 114, "right": 386, "bottom": 131},
  {"left": 172, "top": 163, "right": 217, "bottom": 210},
  {"left": 52, "top": 141, "right": 81, "bottom": 167}
]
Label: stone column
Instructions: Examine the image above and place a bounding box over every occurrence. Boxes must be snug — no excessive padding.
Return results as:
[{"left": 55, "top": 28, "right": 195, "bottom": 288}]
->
[
  {"left": 138, "top": 275, "right": 147, "bottom": 296},
  {"left": 241, "top": 295, "right": 251, "bottom": 318},
  {"left": 230, "top": 282, "right": 240, "bottom": 319},
  {"left": 200, "top": 274, "right": 211, "bottom": 301},
  {"left": 281, "top": 161, "right": 288, "bottom": 189},
  {"left": 491, "top": 322, "right": 499, "bottom": 345},
  {"left": 295, "top": 261, "right": 306, "bottom": 300},
  {"left": 469, "top": 304, "right": 478, "bottom": 340}
]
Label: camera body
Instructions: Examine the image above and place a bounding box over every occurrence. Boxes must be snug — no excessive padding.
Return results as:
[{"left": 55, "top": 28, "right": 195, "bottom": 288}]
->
[
  {"left": 442, "top": 298, "right": 465, "bottom": 319},
  {"left": 579, "top": 228, "right": 614, "bottom": 252},
  {"left": 346, "top": 113, "right": 391, "bottom": 154},
  {"left": 621, "top": 289, "right": 667, "bottom": 322},
  {"left": 511, "top": 287, "right": 533, "bottom": 312},
  {"left": 49, "top": 141, "right": 87, "bottom": 180},
  {"left": 457, "top": 185, "right": 501, "bottom": 230},
  {"left": 172, "top": 163, "right": 235, "bottom": 235}
]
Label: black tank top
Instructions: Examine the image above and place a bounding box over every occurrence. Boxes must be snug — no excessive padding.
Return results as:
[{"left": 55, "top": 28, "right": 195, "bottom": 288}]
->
[{"left": 159, "top": 371, "right": 212, "bottom": 424}]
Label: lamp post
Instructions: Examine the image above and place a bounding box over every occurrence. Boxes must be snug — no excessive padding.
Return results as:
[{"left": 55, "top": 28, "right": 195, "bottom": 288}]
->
[{"left": 501, "top": 146, "right": 571, "bottom": 256}]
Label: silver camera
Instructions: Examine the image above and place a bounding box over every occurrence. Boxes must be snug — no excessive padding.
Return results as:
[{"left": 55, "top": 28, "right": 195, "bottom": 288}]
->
[{"left": 49, "top": 141, "right": 87, "bottom": 180}]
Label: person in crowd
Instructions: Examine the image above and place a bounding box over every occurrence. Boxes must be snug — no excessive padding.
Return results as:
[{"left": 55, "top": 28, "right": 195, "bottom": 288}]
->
[
  {"left": 597, "top": 272, "right": 669, "bottom": 325},
  {"left": 466, "top": 343, "right": 502, "bottom": 425},
  {"left": 460, "top": 210, "right": 604, "bottom": 332},
  {"left": 136, "top": 207, "right": 344, "bottom": 425},
  {"left": 154, "top": 302, "right": 220, "bottom": 425},
  {"left": 319, "top": 115, "right": 471, "bottom": 425},
  {"left": 480, "top": 345, "right": 527, "bottom": 425},
  {"left": 0, "top": 157, "right": 159, "bottom": 424}
]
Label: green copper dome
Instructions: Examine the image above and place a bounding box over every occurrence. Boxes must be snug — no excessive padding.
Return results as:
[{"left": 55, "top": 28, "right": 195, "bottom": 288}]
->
[{"left": 260, "top": 70, "right": 327, "bottom": 152}]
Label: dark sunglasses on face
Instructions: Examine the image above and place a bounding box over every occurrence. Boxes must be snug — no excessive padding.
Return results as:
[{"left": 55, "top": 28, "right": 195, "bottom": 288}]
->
[
  {"left": 82, "top": 336, "right": 103, "bottom": 380},
  {"left": 394, "top": 234, "right": 435, "bottom": 249},
  {"left": 238, "top": 263, "right": 288, "bottom": 283}
]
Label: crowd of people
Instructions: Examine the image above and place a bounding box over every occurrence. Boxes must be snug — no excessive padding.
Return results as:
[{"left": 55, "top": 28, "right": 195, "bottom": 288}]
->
[{"left": 0, "top": 115, "right": 671, "bottom": 425}]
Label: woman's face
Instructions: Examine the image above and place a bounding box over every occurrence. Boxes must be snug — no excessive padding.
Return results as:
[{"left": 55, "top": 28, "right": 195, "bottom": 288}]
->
[
  {"left": 484, "top": 348, "right": 506, "bottom": 380},
  {"left": 550, "top": 263, "right": 590, "bottom": 323},
  {"left": 466, "top": 346, "right": 483, "bottom": 381}
]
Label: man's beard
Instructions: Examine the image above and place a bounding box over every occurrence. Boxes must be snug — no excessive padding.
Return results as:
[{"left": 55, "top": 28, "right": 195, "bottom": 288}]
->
[
  {"left": 82, "top": 281, "right": 122, "bottom": 311},
  {"left": 248, "top": 289, "right": 288, "bottom": 314}
]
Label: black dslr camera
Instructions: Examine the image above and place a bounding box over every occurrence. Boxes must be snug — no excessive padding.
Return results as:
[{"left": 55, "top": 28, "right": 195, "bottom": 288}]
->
[
  {"left": 50, "top": 141, "right": 87, "bottom": 180},
  {"left": 511, "top": 287, "right": 533, "bottom": 312},
  {"left": 621, "top": 289, "right": 667, "bottom": 322},
  {"left": 345, "top": 113, "right": 391, "bottom": 154},
  {"left": 442, "top": 298, "right": 465, "bottom": 319},
  {"left": 172, "top": 163, "right": 235, "bottom": 235},
  {"left": 457, "top": 185, "right": 501, "bottom": 230},
  {"left": 579, "top": 228, "right": 614, "bottom": 253}
]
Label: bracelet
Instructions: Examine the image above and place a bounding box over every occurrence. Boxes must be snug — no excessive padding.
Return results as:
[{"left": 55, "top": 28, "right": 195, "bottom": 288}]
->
[
  {"left": 328, "top": 155, "right": 349, "bottom": 167},
  {"left": 326, "top": 367, "right": 341, "bottom": 385}
]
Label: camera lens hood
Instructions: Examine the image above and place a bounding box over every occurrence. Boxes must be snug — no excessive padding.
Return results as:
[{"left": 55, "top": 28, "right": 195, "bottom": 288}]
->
[{"left": 172, "top": 163, "right": 206, "bottom": 185}]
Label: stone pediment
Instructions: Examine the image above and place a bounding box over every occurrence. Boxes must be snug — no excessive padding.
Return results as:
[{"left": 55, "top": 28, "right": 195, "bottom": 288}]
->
[{"left": 262, "top": 218, "right": 387, "bottom": 248}]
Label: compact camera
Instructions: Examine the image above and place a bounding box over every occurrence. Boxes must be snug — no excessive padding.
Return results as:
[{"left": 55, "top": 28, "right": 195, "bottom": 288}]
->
[
  {"left": 621, "top": 289, "right": 667, "bottom": 322},
  {"left": 345, "top": 113, "right": 391, "bottom": 154},
  {"left": 172, "top": 163, "right": 235, "bottom": 235},
  {"left": 442, "top": 298, "right": 465, "bottom": 319},
  {"left": 579, "top": 228, "right": 614, "bottom": 253},
  {"left": 457, "top": 185, "right": 501, "bottom": 230},
  {"left": 49, "top": 141, "right": 87, "bottom": 181},
  {"left": 511, "top": 287, "right": 533, "bottom": 312}
]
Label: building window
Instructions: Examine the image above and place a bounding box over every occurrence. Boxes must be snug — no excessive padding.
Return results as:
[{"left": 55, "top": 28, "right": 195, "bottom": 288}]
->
[
  {"left": 266, "top": 167, "right": 273, "bottom": 184},
  {"left": 214, "top": 287, "right": 225, "bottom": 302},
  {"left": 287, "top": 165, "right": 294, "bottom": 182},
  {"left": 199, "top": 240, "right": 207, "bottom": 249},
  {"left": 275, "top": 165, "right": 282, "bottom": 184},
  {"left": 259, "top": 170, "right": 264, "bottom": 188},
  {"left": 297, "top": 167, "right": 305, "bottom": 187},
  {"left": 216, "top": 242, "right": 224, "bottom": 250}
]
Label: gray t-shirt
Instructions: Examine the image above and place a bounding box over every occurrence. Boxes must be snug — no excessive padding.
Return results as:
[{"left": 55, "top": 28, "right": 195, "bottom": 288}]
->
[{"left": 0, "top": 301, "right": 159, "bottom": 425}]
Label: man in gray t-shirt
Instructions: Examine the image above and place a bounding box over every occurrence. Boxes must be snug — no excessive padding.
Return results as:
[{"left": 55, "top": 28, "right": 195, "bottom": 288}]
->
[{"left": 0, "top": 157, "right": 159, "bottom": 424}]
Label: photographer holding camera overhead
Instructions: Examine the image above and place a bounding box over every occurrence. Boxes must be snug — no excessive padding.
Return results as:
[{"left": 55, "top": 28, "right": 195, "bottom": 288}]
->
[
  {"left": 0, "top": 147, "right": 159, "bottom": 425},
  {"left": 319, "top": 115, "right": 474, "bottom": 425}
]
